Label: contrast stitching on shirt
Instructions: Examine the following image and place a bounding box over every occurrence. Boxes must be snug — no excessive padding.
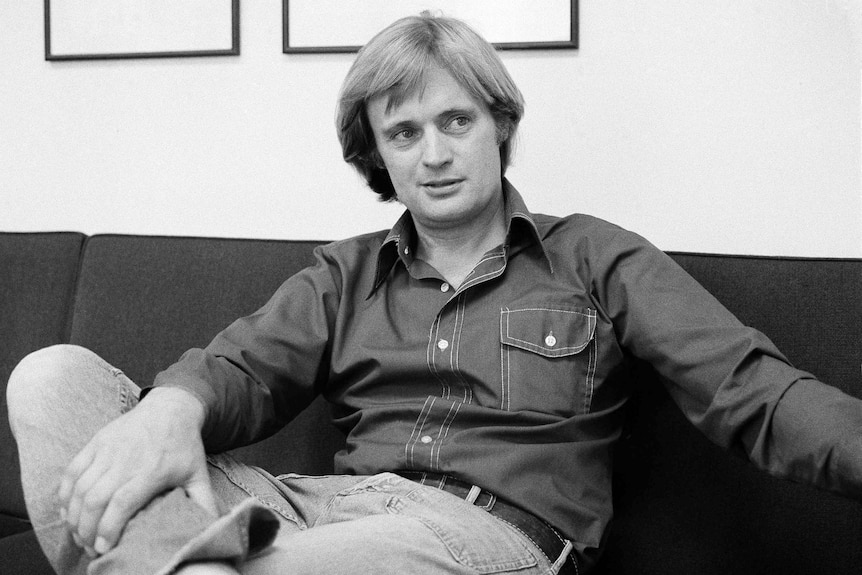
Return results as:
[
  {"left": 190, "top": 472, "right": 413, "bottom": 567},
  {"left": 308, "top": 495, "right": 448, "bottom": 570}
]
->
[
  {"left": 459, "top": 255, "right": 505, "bottom": 292},
  {"left": 450, "top": 295, "right": 464, "bottom": 402},
  {"left": 584, "top": 312, "right": 598, "bottom": 412},
  {"left": 500, "top": 307, "right": 511, "bottom": 411},
  {"left": 427, "top": 317, "right": 451, "bottom": 400},
  {"left": 507, "top": 307, "right": 594, "bottom": 317},
  {"left": 466, "top": 256, "right": 505, "bottom": 282},
  {"left": 501, "top": 308, "right": 596, "bottom": 354},
  {"left": 405, "top": 397, "right": 435, "bottom": 467},
  {"left": 504, "top": 343, "right": 511, "bottom": 411},
  {"left": 504, "top": 336, "right": 582, "bottom": 354},
  {"left": 472, "top": 252, "right": 502, "bottom": 267},
  {"left": 500, "top": 307, "right": 599, "bottom": 416},
  {"left": 451, "top": 294, "right": 473, "bottom": 404},
  {"left": 502, "top": 309, "right": 583, "bottom": 354},
  {"left": 500, "top": 344, "right": 509, "bottom": 411},
  {"left": 432, "top": 400, "right": 461, "bottom": 470},
  {"left": 584, "top": 339, "right": 597, "bottom": 414}
]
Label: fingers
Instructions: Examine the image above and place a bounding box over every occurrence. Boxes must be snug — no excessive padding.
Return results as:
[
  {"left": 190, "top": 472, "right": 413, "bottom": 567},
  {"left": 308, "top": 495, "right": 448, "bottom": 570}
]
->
[
  {"left": 185, "top": 473, "right": 220, "bottom": 518},
  {"left": 92, "top": 475, "right": 160, "bottom": 554},
  {"left": 60, "top": 449, "right": 217, "bottom": 556},
  {"left": 60, "top": 449, "right": 129, "bottom": 553},
  {"left": 57, "top": 441, "right": 96, "bottom": 508},
  {"left": 73, "top": 471, "right": 125, "bottom": 555},
  {"left": 58, "top": 445, "right": 102, "bottom": 554},
  {"left": 55, "top": 391, "right": 214, "bottom": 557}
]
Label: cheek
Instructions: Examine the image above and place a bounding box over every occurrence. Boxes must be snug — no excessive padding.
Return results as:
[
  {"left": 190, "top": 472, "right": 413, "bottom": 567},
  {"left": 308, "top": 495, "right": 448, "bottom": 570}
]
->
[
  {"left": 475, "top": 140, "right": 503, "bottom": 180},
  {"left": 378, "top": 154, "right": 416, "bottom": 195},
  {"left": 382, "top": 157, "right": 411, "bottom": 183}
]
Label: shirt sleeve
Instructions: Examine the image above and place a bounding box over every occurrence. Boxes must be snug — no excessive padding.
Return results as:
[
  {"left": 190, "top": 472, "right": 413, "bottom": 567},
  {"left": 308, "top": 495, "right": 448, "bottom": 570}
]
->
[
  {"left": 151, "top": 244, "right": 341, "bottom": 452},
  {"left": 589, "top": 223, "right": 862, "bottom": 498}
]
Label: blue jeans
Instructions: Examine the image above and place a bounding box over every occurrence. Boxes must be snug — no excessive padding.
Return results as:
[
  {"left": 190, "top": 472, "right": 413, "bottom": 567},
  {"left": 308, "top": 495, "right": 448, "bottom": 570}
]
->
[{"left": 7, "top": 345, "right": 570, "bottom": 574}]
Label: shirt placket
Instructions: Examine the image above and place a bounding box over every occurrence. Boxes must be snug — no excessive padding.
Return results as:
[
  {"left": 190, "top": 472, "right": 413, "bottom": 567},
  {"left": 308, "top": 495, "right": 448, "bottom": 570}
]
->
[{"left": 403, "top": 250, "right": 508, "bottom": 470}]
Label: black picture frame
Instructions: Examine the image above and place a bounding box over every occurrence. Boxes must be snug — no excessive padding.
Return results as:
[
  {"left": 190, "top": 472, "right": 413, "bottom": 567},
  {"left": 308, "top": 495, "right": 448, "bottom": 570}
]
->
[
  {"left": 45, "top": 0, "right": 240, "bottom": 61},
  {"left": 283, "top": 1, "right": 578, "bottom": 54}
]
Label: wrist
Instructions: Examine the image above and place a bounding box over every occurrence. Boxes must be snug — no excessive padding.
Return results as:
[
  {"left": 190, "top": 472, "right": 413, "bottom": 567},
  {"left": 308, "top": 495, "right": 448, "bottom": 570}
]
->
[{"left": 140, "top": 386, "right": 208, "bottom": 431}]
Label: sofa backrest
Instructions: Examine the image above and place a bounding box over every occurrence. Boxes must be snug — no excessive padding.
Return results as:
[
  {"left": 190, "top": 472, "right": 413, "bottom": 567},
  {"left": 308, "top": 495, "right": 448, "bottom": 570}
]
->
[
  {"left": 3, "top": 233, "right": 862, "bottom": 574},
  {"left": 603, "top": 253, "right": 862, "bottom": 574},
  {"left": 0, "top": 232, "right": 86, "bottom": 525},
  {"left": 67, "top": 234, "right": 344, "bottom": 475}
]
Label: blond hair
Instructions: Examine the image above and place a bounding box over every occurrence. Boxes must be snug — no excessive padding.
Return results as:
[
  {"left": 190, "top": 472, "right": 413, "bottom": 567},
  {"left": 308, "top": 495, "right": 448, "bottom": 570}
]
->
[{"left": 336, "top": 12, "right": 525, "bottom": 201}]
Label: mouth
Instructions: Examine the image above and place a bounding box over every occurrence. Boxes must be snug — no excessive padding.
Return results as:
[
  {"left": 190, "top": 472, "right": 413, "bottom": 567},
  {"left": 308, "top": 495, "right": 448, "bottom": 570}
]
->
[{"left": 421, "top": 178, "right": 464, "bottom": 191}]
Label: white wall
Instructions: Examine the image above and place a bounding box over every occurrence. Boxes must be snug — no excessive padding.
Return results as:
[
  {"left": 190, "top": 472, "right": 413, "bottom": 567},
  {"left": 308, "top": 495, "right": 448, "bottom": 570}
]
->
[{"left": 1, "top": 1, "right": 860, "bottom": 257}]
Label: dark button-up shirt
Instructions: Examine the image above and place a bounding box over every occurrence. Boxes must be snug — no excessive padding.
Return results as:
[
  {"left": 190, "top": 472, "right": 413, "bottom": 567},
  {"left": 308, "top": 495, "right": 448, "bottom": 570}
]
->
[{"left": 154, "top": 181, "right": 862, "bottom": 564}]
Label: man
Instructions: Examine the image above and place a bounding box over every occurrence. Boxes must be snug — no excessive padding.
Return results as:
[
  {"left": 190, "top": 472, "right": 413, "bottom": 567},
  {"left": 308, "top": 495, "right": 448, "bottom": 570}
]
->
[{"left": 8, "top": 12, "right": 862, "bottom": 575}]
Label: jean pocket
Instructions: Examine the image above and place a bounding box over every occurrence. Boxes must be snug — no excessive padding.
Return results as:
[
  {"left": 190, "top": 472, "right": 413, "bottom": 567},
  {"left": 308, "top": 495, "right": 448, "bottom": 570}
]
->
[
  {"left": 500, "top": 305, "right": 597, "bottom": 416},
  {"left": 386, "top": 485, "right": 538, "bottom": 574}
]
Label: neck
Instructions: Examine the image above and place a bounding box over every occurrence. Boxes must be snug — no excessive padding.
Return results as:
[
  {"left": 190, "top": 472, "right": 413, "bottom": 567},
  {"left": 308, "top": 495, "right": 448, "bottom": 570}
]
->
[{"left": 414, "top": 201, "right": 507, "bottom": 287}]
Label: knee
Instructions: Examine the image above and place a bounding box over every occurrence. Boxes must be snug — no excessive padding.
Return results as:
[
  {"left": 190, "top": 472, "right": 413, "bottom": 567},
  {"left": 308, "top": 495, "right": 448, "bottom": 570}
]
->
[{"left": 6, "top": 345, "right": 100, "bottom": 422}]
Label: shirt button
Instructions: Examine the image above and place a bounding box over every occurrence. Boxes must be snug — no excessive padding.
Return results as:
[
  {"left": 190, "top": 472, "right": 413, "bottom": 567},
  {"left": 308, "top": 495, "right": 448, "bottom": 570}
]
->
[
  {"left": 404, "top": 246, "right": 410, "bottom": 255},
  {"left": 440, "top": 282, "right": 450, "bottom": 292},
  {"left": 437, "top": 339, "right": 449, "bottom": 350},
  {"left": 545, "top": 334, "right": 557, "bottom": 347},
  {"left": 421, "top": 435, "right": 433, "bottom": 444}
]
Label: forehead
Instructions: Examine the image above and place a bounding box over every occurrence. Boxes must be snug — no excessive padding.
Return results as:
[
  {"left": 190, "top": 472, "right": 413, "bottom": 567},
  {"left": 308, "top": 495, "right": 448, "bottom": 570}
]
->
[{"left": 367, "top": 65, "right": 486, "bottom": 124}]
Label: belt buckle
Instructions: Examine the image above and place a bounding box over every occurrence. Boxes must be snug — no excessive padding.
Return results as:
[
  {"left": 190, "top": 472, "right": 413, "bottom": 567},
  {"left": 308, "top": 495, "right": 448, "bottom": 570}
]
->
[{"left": 466, "top": 484, "right": 496, "bottom": 510}]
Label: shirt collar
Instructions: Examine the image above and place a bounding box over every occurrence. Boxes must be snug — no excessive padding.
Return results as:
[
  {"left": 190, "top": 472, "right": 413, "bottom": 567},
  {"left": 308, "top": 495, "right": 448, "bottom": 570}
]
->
[{"left": 371, "top": 179, "right": 552, "bottom": 295}]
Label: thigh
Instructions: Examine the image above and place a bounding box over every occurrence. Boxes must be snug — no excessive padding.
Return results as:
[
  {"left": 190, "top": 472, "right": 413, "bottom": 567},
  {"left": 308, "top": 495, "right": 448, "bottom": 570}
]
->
[
  {"left": 9, "top": 345, "right": 140, "bottom": 508},
  {"left": 243, "top": 473, "right": 552, "bottom": 575},
  {"left": 7, "top": 345, "right": 141, "bottom": 575}
]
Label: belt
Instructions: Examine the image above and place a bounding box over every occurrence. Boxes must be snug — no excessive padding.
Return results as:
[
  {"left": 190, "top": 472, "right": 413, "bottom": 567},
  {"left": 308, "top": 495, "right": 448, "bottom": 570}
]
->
[{"left": 397, "top": 471, "right": 578, "bottom": 575}]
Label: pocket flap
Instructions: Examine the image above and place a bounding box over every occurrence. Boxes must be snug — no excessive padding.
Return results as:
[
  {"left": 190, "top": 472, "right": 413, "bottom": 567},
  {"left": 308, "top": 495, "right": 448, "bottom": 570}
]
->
[{"left": 500, "top": 307, "right": 596, "bottom": 358}]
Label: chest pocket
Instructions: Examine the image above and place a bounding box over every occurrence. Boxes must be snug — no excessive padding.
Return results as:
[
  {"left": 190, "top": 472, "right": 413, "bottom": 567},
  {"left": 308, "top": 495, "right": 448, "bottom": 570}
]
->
[{"left": 500, "top": 306, "right": 597, "bottom": 416}]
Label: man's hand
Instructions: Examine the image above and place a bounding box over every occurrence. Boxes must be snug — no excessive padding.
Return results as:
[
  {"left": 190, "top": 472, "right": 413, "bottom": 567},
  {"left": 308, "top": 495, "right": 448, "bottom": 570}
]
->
[{"left": 57, "top": 387, "right": 219, "bottom": 557}]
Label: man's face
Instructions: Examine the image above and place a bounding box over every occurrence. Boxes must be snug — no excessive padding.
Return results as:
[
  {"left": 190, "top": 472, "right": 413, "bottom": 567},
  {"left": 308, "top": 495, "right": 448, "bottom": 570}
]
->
[{"left": 366, "top": 65, "right": 504, "bottom": 235}]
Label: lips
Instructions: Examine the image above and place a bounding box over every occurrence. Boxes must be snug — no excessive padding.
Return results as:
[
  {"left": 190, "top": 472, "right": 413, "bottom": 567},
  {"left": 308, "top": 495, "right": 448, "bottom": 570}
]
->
[{"left": 422, "top": 178, "right": 464, "bottom": 190}]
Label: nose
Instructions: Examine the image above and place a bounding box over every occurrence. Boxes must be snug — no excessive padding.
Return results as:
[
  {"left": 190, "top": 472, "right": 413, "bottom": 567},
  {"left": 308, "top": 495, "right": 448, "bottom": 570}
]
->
[{"left": 421, "top": 130, "right": 453, "bottom": 168}]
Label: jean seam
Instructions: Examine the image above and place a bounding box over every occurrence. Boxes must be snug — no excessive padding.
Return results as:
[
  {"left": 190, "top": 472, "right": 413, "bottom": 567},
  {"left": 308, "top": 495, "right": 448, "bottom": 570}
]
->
[
  {"left": 114, "top": 372, "right": 139, "bottom": 414},
  {"left": 207, "top": 457, "right": 301, "bottom": 526},
  {"left": 386, "top": 494, "right": 539, "bottom": 573}
]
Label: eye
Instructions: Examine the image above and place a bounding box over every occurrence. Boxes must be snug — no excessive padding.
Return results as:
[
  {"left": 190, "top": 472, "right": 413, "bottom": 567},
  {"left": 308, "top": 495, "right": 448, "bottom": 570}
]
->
[
  {"left": 447, "top": 115, "right": 472, "bottom": 131},
  {"left": 391, "top": 128, "right": 416, "bottom": 142}
]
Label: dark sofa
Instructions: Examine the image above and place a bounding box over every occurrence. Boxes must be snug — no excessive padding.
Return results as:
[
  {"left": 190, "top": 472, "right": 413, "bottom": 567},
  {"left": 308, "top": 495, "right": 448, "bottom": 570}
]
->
[{"left": 2, "top": 231, "right": 861, "bottom": 575}]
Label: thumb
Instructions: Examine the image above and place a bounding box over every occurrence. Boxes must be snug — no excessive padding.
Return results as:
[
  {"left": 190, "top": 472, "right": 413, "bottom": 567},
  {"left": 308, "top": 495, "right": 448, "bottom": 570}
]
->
[{"left": 185, "top": 471, "right": 220, "bottom": 518}]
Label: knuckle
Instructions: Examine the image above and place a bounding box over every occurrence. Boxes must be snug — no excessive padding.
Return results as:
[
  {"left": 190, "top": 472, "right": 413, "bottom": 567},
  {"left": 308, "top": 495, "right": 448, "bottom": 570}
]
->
[
  {"left": 81, "top": 489, "right": 109, "bottom": 512},
  {"left": 110, "top": 488, "right": 137, "bottom": 511}
]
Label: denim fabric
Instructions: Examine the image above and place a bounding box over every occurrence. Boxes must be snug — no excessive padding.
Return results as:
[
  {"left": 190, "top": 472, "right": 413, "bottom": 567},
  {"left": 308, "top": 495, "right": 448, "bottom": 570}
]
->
[
  {"left": 8, "top": 345, "right": 570, "bottom": 574},
  {"left": 6, "top": 346, "right": 280, "bottom": 575},
  {"left": 240, "top": 473, "right": 564, "bottom": 575}
]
